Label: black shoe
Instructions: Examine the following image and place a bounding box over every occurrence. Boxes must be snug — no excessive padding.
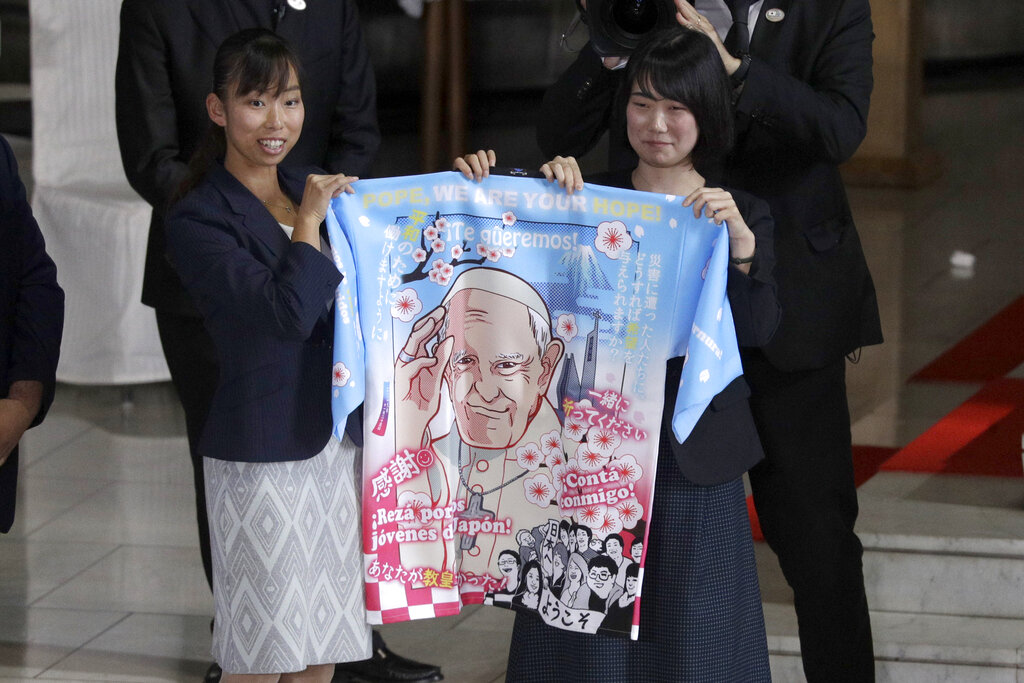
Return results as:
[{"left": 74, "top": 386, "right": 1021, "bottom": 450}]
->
[
  {"left": 203, "top": 661, "right": 222, "bottom": 683},
  {"left": 331, "top": 639, "right": 443, "bottom": 683}
]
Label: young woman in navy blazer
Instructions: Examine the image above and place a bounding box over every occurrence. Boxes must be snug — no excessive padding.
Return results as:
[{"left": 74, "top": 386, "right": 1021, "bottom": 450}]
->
[
  {"left": 166, "top": 29, "right": 367, "bottom": 682},
  {"left": 456, "top": 27, "right": 780, "bottom": 681}
]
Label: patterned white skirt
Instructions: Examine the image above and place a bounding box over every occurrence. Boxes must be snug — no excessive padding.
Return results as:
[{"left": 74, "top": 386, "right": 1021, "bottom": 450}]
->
[{"left": 204, "top": 436, "right": 372, "bottom": 674}]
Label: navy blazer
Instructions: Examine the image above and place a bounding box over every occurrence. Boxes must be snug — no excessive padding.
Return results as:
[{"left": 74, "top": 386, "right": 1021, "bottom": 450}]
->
[
  {"left": 165, "top": 164, "right": 342, "bottom": 463},
  {"left": 116, "top": 0, "right": 379, "bottom": 315},
  {"left": 0, "top": 135, "right": 65, "bottom": 532},
  {"left": 537, "top": 0, "right": 882, "bottom": 372},
  {"left": 593, "top": 171, "right": 780, "bottom": 485}
]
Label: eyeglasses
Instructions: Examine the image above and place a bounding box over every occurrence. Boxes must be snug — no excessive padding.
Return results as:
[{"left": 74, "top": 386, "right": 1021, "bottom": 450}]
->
[{"left": 588, "top": 570, "right": 613, "bottom": 581}]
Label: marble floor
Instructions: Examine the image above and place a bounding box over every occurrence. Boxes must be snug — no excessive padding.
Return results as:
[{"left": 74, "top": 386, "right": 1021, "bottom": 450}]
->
[{"left": 2, "top": 71, "right": 1023, "bottom": 681}]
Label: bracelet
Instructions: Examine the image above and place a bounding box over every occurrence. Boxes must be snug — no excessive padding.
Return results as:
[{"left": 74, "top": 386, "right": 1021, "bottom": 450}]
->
[
  {"left": 730, "top": 53, "right": 752, "bottom": 88},
  {"left": 730, "top": 253, "right": 755, "bottom": 265}
]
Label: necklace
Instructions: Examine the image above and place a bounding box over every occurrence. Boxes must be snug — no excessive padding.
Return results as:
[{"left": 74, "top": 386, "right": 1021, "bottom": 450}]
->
[
  {"left": 457, "top": 440, "right": 530, "bottom": 497},
  {"left": 456, "top": 440, "right": 530, "bottom": 551},
  {"left": 262, "top": 198, "right": 294, "bottom": 214}
]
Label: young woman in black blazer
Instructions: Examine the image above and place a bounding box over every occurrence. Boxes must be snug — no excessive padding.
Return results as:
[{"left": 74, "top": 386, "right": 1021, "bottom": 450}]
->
[{"left": 456, "top": 27, "right": 780, "bottom": 680}]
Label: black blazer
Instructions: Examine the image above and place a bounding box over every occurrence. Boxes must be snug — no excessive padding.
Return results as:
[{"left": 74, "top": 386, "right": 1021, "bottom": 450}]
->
[
  {"left": 165, "top": 164, "right": 342, "bottom": 463},
  {"left": 593, "top": 171, "right": 780, "bottom": 485},
  {"left": 116, "top": 0, "right": 379, "bottom": 314},
  {"left": 537, "top": 0, "right": 882, "bottom": 372},
  {"left": 0, "top": 136, "right": 65, "bottom": 532}
]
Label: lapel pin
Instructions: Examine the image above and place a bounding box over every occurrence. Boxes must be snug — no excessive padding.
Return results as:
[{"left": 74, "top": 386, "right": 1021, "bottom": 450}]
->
[
  {"left": 765, "top": 8, "right": 785, "bottom": 22},
  {"left": 288, "top": 0, "right": 306, "bottom": 10}
]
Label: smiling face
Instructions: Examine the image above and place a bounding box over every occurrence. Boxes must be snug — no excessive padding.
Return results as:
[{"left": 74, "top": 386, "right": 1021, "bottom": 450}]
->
[
  {"left": 587, "top": 565, "right": 614, "bottom": 599},
  {"left": 497, "top": 552, "right": 519, "bottom": 578},
  {"left": 567, "top": 558, "right": 584, "bottom": 585},
  {"left": 630, "top": 541, "right": 643, "bottom": 563},
  {"left": 525, "top": 566, "right": 541, "bottom": 594},
  {"left": 626, "top": 79, "right": 699, "bottom": 173},
  {"left": 444, "top": 289, "right": 562, "bottom": 449},
  {"left": 208, "top": 65, "right": 304, "bottom": 176},
  {"left": 605, "top": 536, "right": 623, "bottom": 561}
]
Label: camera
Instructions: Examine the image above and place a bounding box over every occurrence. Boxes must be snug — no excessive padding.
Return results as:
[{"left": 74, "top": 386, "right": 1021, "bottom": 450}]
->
[{"left": 582, "top": 0, "right": 678, "bottom": 57}]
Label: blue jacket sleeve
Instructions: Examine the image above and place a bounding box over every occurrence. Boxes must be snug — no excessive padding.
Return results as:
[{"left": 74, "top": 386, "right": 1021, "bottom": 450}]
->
[{"left": 1, "top": 137, "right": 64, "bottom": 427}]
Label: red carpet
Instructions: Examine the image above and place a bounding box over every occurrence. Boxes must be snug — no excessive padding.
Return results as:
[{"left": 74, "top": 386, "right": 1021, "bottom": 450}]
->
[
  {"left": 748, "top": 297, "right": 1024, "bottom": 541},
  {"left": 911, "top": 296, "right": 1024, "bottom": 383},
  {"left": 880, "top": 378, "right": 1024, "bottom": 478}
]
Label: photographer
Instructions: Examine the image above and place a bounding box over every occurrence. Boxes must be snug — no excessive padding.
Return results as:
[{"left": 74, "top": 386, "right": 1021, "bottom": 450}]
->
[{"left": 538, "top": 1, "right": 882, "bottom": 681}]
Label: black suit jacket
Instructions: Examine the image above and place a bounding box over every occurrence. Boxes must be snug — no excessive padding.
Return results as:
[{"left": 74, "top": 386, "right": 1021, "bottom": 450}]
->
[
  {"left": 116, "top": 0, "right": 379, "bottom": 314},
  {"left": 593, "top": 171, "right": 780, "bottom": 484},
  {"left": 538, "top": 0, "right": 882, "bottom": 372},
  {"left": 0, "top": 136, "right": 65, "bottom": 533},
  {"left": 165, "top": 164, "right": 342, "bottom": 463}
]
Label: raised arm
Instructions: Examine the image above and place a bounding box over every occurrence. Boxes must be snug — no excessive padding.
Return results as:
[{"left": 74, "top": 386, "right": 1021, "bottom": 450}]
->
[
  {"left": 731, "top": 0, "right": 873, "bottom": 164},
  {"left": 537, "top": 43, "right": 623, "bottom": 161}
]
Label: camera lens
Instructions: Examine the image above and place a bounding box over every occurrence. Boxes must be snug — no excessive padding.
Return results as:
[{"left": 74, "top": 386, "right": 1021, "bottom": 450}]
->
[{"left": 609, "top": 0, "right": 659, "bottom": 36}]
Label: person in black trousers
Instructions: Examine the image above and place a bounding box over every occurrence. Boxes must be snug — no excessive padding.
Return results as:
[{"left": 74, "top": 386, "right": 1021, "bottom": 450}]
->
[
  {"left": 536, "top": 1, "right": 883, "bottom": 680},
  {"left": 115, "top": 3, "right": 439, "bottom": 681},
  {"left": 0, "top": 134, "right": 65, "bottom": 536}
]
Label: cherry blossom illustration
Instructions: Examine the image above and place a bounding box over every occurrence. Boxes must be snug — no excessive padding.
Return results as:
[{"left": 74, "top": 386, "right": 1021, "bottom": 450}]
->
[
  {"left": 486, "top": 248, "right": 501, "bottom": 262},
  {"left": 562, "top": 413, "right": 587, "bottom": 442},
  {"left": 595, "top": 220, "right": 633, "bottom": 259},
  {"left": 614, "top": 497, "right": 644, "bottom": 528},
  {"left": 576, "top": 503, "right": 606, "bottom": 528},
  {"left": 398, "top": 212, "right": 486, "bottom": 284},
  {"left": 556, "top": 313, "right": 578, "bottom": 342},
  {"left": 608, "top": 454, "right": 643, "bottom": 485},
  {"left": 427, "top": 259, "right": 455, "bottom": 286},
  {"left": 390, "top": 288, "right": 422, "bottom": 323},
  {"left": 515, "top": 442, "right": 543, "bottom": 471},
  {"left": 501, "top": 246, "right": 516, "bottom": 258},
  {"left": 596, "top": 507, "right": 624, "bottom": 536},
  {"left": 576, "top": 444, "right": 610, "bottom": 472},
  {"left": 476, "top": 243, "right": 489, "bottom": 257},
  {"left": 545, "top": 449, "right": 565, "bottom": 470},
  {"left": 540, "top": 430, "right": 562, "bottom": 456},
  {"left": 332, "top": 362, "right": 350, "bottom": 387},
  {"left": 501, "top": 211, "right": 517, "bottom": 227},
  {"left": 550, "top": 463, "right": 570, "bottom": 492},
  {"left": 523, "top": 473, "right": 555, "bottom": 508},
  {"left": 396, "top": 491, "right": 433, "bottom": 529},
  {"left": 587, "top": 426, "right": 621, "bottom": 454}
]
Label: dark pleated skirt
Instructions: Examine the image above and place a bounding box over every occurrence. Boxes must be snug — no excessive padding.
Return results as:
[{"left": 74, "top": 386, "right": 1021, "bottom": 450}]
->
[{"left": 506, "top": 433, "right": 770, "bottom": 682}]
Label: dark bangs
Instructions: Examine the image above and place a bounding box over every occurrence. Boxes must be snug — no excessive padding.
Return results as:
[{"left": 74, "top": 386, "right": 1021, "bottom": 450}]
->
[
  {"left": 619, "top": 28, "right": 735, "bottom": 172},
  {"left": 214, "top": 28, "right": 302, "bottom": 99}
]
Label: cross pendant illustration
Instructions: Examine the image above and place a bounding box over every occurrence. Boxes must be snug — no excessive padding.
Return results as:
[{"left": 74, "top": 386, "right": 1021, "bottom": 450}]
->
[{"left": 459, "top": 491, "right": 495, "bottom": 551}]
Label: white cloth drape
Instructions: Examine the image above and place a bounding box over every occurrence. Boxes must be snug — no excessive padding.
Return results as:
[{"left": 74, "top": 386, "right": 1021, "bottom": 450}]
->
[{"left": 30, "top": 0, "right": 169, "bottom": 384}]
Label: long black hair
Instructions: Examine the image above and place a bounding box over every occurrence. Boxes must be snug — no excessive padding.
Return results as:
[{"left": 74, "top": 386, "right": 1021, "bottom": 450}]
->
[
  {"left": 175, "top": 28, "right": 303, "bottom": 201},
  {"left": 617, "top": 27, "right": 734, "bottom": 173}
]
